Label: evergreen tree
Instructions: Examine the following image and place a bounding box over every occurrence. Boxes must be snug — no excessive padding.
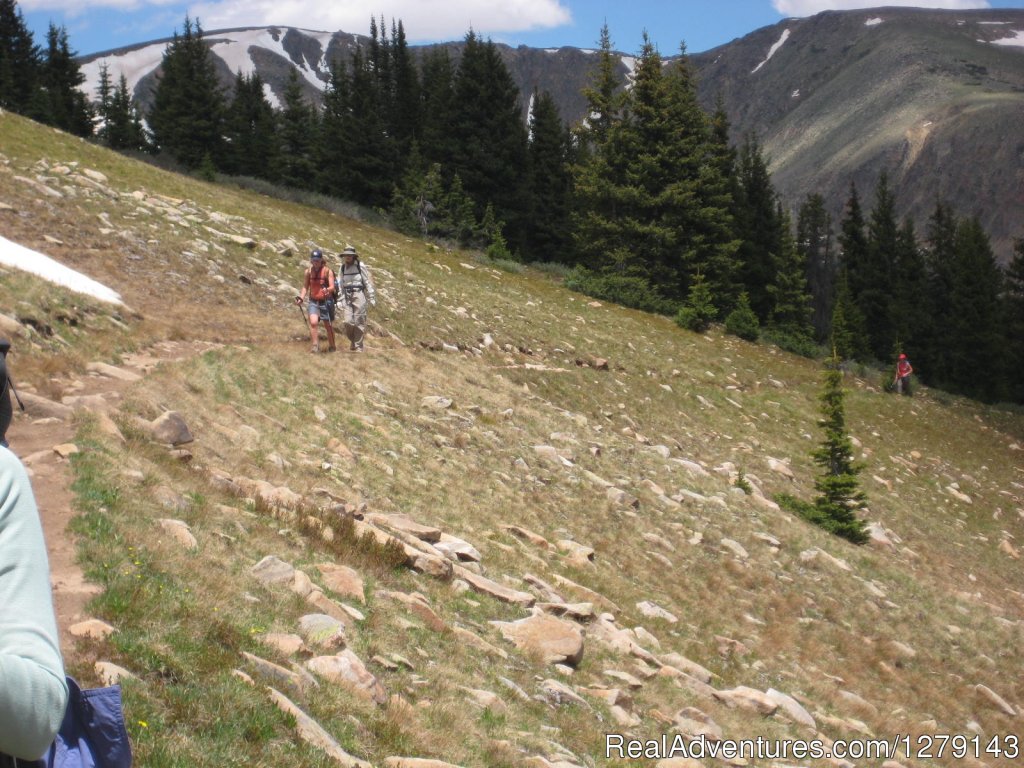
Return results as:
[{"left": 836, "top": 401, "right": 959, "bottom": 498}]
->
[
  {"left": 316, "top": 59, "right": 352, "bottom": 193},
  {"left": 105, "top": 74, "right": 148, "bottom": 151},
  {"left": 892, "top": 216, "right": 927, "bottom": 355},
  {"left": 95, "top": 61, "right": 112, "bottom": 141},
  {"left": 675, "top": 271, "right": 717, "bottom": 333},
  {"left": 734, "top": 135, "right": 782, "bottom": 321},
  {"left": 809, "top": 357, "right": 868, "bottom": 545},
  {"left": 389, "top": 19, "right": 420, "bottom": 156},
  {"left": 768, "top": 206, "right": 814, "bottom": 343},
  {"left": 345, "top": 45, "right": 397, "bottom": 207},
  {"left": 945, "top": 216, "right": 1005, "bottom": 401},
  {"left": 1005, "top": 239, "right": 1024, "bottom": 404},
  {"left": 0, "top": 0, "right": 39, "bottom": 112},
  {"left": 576, "top": 23, "right": 621, "bottom": 152},
  {"left": 797, "top": 193, "right": 837, "bottom": 342},
  {"left": 525, "top": 89, "right": 572, "bottom": 261},
  {"left": 37, "top": 23, "right": 92, "bottom": 136},
  {"left": 272, "top": 68, "right": 316, "bottom": 188},
  {"left": 148, "top": 16, "right": 226, "bottom": 169},
  {"left": 418, "top": 47, "right": 456, "bottom": 172},
  {"left": 830, "top": 270, "right": 870, "bottom": 362},
  {"left": 837, "top": 182, "right": 871, "bottom": 352},
  {"left": 445, "top": 174, "right": 477, "bottom": 245},
  {"left": 861, "top": 171, "right": 899, "bottom": 360},
  {"left": 450, "top": 31, "right": 530, "bottom": 251},
  {"left": 724, "top": 291, "right": 760, "bottom": 341},
  {"left": 921, "top": 201, "right": 959, "bottom": 387},
  {"left": 223, "top": 71, "right": 278, "bottom": 178},
  {"left": 573, "top": 35, "right": 736, "bottom": 309},
  {"left": 390, "top": 149, "right": 445, "bottom": 236}
]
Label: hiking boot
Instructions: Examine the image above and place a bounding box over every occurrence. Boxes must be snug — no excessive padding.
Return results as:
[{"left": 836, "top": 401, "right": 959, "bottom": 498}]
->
[
  {"left": 310, "top": 344, "right": 320, "bottom": 354},
  {"left": 328, "top": 344, "right": 337, "bottom": 352}
]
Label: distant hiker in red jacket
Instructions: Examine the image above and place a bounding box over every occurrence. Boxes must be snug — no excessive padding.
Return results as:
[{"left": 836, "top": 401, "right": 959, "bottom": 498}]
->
[{"left": 894, "top": 353, "right": 913, "bottom": 396}]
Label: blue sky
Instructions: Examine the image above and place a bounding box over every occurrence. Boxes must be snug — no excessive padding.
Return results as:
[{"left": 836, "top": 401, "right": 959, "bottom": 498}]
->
[{"left": 19, "top": 0, "right": 1023, "bottom": 57}]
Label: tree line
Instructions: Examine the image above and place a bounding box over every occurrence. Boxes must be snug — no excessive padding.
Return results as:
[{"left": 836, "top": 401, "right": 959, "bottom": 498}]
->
[{"left": 1, "top": 4, "right": 1022, "bottom": 404}]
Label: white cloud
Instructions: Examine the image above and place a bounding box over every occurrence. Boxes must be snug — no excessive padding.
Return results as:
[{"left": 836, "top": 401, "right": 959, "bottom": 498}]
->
[
  {"left": 187, "top": 0, "right": 573, "bottom": 42},
  {"left": 20, "top": 0, "right": 571, "bottom": 40},
  {"left": 21, "top": 0, "right": 179, "bottom": 12},
  {"left": 772, "top": 0, "right": 990, "bottom": 15}
]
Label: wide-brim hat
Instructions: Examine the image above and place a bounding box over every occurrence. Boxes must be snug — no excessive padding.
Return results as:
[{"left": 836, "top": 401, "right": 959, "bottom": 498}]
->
[{"left": 341, "top": 245, "right": 358, "bottom": 256}]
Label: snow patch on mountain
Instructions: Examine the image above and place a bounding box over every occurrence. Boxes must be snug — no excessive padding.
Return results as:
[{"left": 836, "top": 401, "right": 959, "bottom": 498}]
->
[
  {"left": 0, "top": 236, "right": 122, "bottom": 305},
  {"left": 986, "top": 30, "right": 1024, "bottom": 47},
  {"left": 79, "top": 42, "right": 166, "bottom": 101},
  {"left": 752, "top": 29, "right": 790, "bottom": 74},
  {"left": 865, "top": 18, "right": 884, "bottom": 27}
]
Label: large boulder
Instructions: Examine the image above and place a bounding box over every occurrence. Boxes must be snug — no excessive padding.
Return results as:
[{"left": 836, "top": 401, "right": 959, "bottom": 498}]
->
[
  {"left": 492, "top": 613, "right": 584, "bottom": 667},
  {"left": 306, "top": 649, "right": 386, "bottom": 704},
  {"left": 150, "top": 411, "right": 194, "bottom": 445}
]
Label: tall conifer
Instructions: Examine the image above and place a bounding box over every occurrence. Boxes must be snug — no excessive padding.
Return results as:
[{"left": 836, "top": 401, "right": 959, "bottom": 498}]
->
[
  {"left": 37, "top": 23, "right": 92, "bottom": 136},
  {"left": 149, "top": 17, "right": 226, "bottom": 169},
  {"left": 450, "top": 32, "right": 530, "bottom": 252},
  {"left": 797, "top": 193, "right": 837, "bottom": 342},
  {"left": 0, "top": 0, "right": 39, "bottom": 112},
  {"left": 526, "top": 89, "right": 572, "bottom": 261}
]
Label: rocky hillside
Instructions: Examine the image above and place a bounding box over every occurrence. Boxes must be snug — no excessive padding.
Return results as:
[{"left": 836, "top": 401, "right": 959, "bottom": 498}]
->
[{"left": 1, "top": 110, "right": 1023, "bottom": 768}]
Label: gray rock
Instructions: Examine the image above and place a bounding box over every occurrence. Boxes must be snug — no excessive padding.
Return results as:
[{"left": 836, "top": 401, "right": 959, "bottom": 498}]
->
[
  {"left": 250, "top": 555, "right": 296, "bottom": 586},
  {"left": 150, "top": 411, "right": 194, "bottom": 445}
]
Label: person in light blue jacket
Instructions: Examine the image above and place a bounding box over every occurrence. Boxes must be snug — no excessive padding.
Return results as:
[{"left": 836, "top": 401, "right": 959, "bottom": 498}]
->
[{"left": 0, "top": 340, "right": 69, "bottom": 762}]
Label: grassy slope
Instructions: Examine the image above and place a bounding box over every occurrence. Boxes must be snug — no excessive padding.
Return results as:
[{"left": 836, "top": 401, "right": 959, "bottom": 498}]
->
[{"left": 2, "top": 112, "right": 1023, "bottom": 767}]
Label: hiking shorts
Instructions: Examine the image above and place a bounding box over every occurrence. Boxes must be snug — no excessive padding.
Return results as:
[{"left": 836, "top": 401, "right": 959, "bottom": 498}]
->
[{"left": 307, "top": 299, "right": 334, "bottom": 322}]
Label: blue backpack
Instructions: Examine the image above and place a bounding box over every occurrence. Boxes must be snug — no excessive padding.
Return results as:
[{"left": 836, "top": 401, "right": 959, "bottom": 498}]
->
[{"left": 21, "top": 677, "right": 133, "bottom": 768}]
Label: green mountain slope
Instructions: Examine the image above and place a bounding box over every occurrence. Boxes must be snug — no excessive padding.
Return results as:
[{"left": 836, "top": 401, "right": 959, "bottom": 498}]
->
[
  {"left": 1, "top": 112, "right": 1022, "bottom": 768},
  {"left": 694, "top": 8, "right": 1024, "bottom": 261}
]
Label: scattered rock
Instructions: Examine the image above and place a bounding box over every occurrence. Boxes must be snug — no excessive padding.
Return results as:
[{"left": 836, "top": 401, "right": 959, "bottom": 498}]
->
[
  {"left": 251, "top": 555, "right": 296, "bottom": 586},
  {"left": 258, "top": 633, "right": 306, "bottom": 656},
  {"left": 367, "top": 513, "right": 442, "bottom": 543},
  {"left": 636, "top": 600, "right": 678, "bottom": 623},
  {"left": 268, "top": 687, "right": 372, "bottom": 767},
  {"left": 18, "top": 392, "right": 73, "bottom": 421},
  {"left": 307, "top": 649, "right": 386, "bottom": 704},
  {"left": 317, "top": 564, "right": 366, "bottom": 603},
  {"left": 454, "top": 566, "right": 535, "bottom": 606},
  {"left": 800, "top": 547, "right": 852, "bottom": 572},
  {"left": 94, "top": 661, "right": 136, "bottom": 686},
  {"left": 541, "top": 678, "right": 591, "bottom": 708},
  {"left": 421, "top": 396, "right": 453, "bottom": 409},
  {"left": 556, "top": 539, "right": 594, "bottom": 566},
  {"left": 243, "top": 651, "right": 312, "bottom": 695},
  {"left": 298, "top": 614, "right": 347, "bottom": 649},
  {"left": 766, "top": 688, "right": 816, "bottom": 728},
  {"left": 975, "top": 684, "right": 1017, "bottom": 717},
  {"left": 712, "top": 686, "right": 778, "bottom": 715},
  {"left": 159, "top": 518, "right": 198, "bottom": 550},
  {"left": 673, "top": 706, "right": 724, "bottom": 741},
  {"left": 85, "top": 361, "right": 142, "bottom": 382},
  {"left": 493, "top": 613, "right": 585, "bottom": 666},
  {"left": 150, "top": 411, "right": 194, "bottom": 445},
  {"left": 69, "top": 619, "right": 116, "bottom": 640}
]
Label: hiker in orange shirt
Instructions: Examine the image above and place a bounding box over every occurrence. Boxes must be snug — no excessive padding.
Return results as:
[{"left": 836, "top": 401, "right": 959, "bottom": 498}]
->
[{"left": 894, "top": 353, "right": 913, "bottom": 396}]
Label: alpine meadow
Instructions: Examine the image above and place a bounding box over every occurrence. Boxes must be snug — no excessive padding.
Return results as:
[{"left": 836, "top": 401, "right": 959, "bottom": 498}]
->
[{"left": 1, "top": 2, "right": 1024, "bottom": 768}]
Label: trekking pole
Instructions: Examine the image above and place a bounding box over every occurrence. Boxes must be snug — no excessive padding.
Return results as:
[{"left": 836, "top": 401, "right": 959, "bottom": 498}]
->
[{"left": 295, "top": 297, "right": 310, "bottom": 331}]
